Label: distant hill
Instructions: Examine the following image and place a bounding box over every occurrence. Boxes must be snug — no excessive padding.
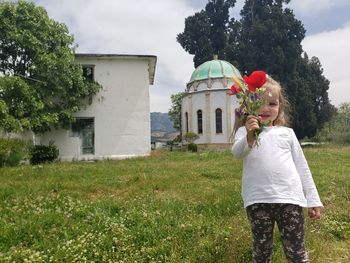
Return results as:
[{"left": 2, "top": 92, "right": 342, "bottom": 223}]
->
[
  {"left": 150, "top": 112, "right": 179, "bottom": 143},
  {"left": 151, "top": 112, "right": 176, "bottom": 132}
]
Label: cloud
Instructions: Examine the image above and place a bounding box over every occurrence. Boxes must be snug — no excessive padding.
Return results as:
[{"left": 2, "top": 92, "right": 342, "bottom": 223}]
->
[
  {"left": 302, "top": 24, "right": 350, "bottom": 106},
  {"left": 33, "top": 0, "right": 196, "bottom": 112},
  {"left": 149, "top": 92, "right": 172, "bottom": 113},
  {"left": 289, "top": 0, "right": 350, "bottom": 16},
  {"left": 30, "top": 0, "right": 350, "bottom": 111}
]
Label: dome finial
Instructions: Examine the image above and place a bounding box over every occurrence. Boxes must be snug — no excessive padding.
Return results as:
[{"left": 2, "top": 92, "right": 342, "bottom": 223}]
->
[{"left": 213, "top": 54, "right": 218, "bottom": 60}]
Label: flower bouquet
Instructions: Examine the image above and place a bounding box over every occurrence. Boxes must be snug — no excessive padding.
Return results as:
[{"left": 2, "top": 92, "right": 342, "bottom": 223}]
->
[{"left": 229, "top": 70, "right": 267, "bottom": 144}]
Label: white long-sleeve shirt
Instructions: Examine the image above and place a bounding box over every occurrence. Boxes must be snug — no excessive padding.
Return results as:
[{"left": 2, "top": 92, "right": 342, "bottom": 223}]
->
[{"left": 232, "top": 126, "right": 323, "bottom": 208}]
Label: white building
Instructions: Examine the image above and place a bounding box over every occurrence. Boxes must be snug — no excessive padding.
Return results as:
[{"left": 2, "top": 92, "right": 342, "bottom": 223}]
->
[
  {"left": 181, "top": 57, "right": 241, "bottom": 149},
  {"left": 33, "top": 54, "right": 157, "bottom": 161}
]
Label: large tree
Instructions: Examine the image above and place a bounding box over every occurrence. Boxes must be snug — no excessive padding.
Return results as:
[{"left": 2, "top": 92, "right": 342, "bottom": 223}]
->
[
  {"left": 0, "top": 1, "right": 101, "bottom": 133},
  {"left": 178, "top": 0, "right": 334, "bottom": 139},
  {"left": 177, "top": 0, "right": 236, "bottom": 67},
  {"left": 226, "top": 0, "right": 333, "bottom": 138}
]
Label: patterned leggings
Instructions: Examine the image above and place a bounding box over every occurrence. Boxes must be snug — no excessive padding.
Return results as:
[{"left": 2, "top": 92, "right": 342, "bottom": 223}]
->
[{"left": 246, "top": 203, "right": 309, "bottom": 263}]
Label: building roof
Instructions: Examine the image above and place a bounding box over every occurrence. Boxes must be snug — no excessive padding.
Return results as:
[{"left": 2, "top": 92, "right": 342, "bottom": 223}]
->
[
  {"left": 75, "top": 53, "right": 157, "bottom": 85},
  {"left": 188, "top": 58, "right": 241, "bottom": 86}
]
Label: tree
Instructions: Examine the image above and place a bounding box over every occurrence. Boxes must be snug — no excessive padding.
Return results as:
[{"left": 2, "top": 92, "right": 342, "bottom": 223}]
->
[
  {"left": 178, "top": 0, "right": 334, "bottom": 139},
  {"left": 168, "top": 92, "right": 186, "bottom": 132},
  {"left": 177, "top": 0, "right": 236, "bottom": 67},
  {"left": 183, "top": 132, "right": 199, "bottom": 152},
  {"left": 316, "top": 102, "right": 350, "bottom": 143},
  {"left": 292, "top": 55, "right": 336, "bottom": 138},
  {"left": 0, "top": 76, "right": 43, "bottom": 132},
  {"left": 226, "top": 0, "right": 334, "bottom": 138},
  {"left": 338, "top": 103, "right": 350, "bottom": 129},
  {"left": 0, "top": 1, "right": 101, "bottom": 134}
]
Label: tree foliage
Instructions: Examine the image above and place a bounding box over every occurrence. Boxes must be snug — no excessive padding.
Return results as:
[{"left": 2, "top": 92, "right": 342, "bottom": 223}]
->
[
  {"left": 0, "top": 1, "right": 101, "bottom": 133},
  {"left": 177, "top": 0, "right": 334, "bottom": 139},
  {"left": 183, "top": 132, "right": 199, "bottom": 144},
  {"left": 316, "top": 102, "right": 350, "bottom": 143},
  {"left": 337, "top": 103, "right": 350, "bottom": 130},
  {"left": 168, "top": 92, "right": 186, "bottom": 131},
  {"left": 177, "top": 0, "right": 236, "bottom": 67}
]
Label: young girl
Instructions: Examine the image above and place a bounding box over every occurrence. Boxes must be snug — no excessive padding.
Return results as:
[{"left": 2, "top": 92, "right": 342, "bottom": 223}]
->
[{"left": 232, "top": 74, "right": 323, "bottom": 263}]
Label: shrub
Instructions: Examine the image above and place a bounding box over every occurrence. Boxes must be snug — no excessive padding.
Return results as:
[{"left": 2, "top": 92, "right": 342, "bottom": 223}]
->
[
  {"left": 183, "top": 132, "right": 199, "bottom": 152},
  {"left": 30, "top": 142, "right": 59, "bottom": 165},
  {"left": 314, "top": 102, "right": 350, "bottom": 144},
  {"left": 0, "top": 138, "right": 32, "bottom": 167},
  {"left": 173, "top": 134, "right": 182, "bottom": 143},
  {"left": 333, "top": 132, "right": 350, "bottom": 144},
  {"left": 166, "top": 140, "right": 174, "bottom": 151},
  {"left": 183, "top": 132, "right": 199, "bottom": 144},
  {"left": 187, "top": 143, "right": 198, "bottom": 152}
]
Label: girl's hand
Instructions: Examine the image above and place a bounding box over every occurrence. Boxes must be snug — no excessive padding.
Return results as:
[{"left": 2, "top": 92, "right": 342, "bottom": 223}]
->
[
  {"left": 245, "top": 115, "right": 261, "bottom": 147},
  {"left": 308, "top": 207, "right": 322, "bottom": 220}
]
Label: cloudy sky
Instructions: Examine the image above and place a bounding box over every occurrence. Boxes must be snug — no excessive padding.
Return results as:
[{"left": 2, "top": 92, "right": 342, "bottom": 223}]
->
[{"left": 31, "top": 0, "right": 350, "bottom": 113}]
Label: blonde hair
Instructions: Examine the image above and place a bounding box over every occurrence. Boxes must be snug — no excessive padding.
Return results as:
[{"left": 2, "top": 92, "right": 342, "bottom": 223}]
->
[
  {"left": 230, "top": 75, "right": 290, "bottom": 141},
  {"left": 265, "top": 75, "right": 289, "bottom": 126}
]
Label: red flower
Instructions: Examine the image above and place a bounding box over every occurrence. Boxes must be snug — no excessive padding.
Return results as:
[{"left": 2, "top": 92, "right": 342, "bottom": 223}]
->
[
  {"left": 229, "top": 85, "right": 241, "bottom": 95},
  {"left": 243, "top": 71, "right": 266, "bottom": 92}
]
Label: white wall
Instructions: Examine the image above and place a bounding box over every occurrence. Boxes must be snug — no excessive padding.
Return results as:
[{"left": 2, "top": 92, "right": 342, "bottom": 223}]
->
[
  {"left": 182, "top": 85, "right": 239, "bottom": 145},
  {"left": 192, "top": 92, "right": 206, "bottom": 144},
  {"left": 210, "top": 90, "right": 227, "bottom": 143},
  {"left": 40, "top": 56, "right": 152, "bottom": 160}
]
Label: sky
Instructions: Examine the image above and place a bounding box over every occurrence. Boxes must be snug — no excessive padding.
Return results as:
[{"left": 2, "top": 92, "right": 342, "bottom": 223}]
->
[{"left": 30, "top": 0, "right": 350, "bottom": 113}]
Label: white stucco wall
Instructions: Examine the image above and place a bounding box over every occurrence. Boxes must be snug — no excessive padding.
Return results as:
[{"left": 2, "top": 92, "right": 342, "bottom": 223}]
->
[
  {"left": 192, "top": 93, "right": 206, "bottom": 144},
  {"left": 210, "top": 91, "right": 227, "bottom": 143},
  {"left": 39, "top": 55, "right": 155, "bottom": 160},
  {"left": 182, "top": 84, "right": 238, "bottom": 145}
]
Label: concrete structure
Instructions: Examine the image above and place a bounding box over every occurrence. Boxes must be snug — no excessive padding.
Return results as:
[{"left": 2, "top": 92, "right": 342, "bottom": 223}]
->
[
  {"left": 30, "top": 54, "right": 157, "bottom": 161},
  {"left": 181, "top": 57, "right": 241, "bottom": 149}
]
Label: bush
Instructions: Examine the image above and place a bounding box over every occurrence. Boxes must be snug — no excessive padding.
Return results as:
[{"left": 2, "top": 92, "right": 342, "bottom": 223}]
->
[
  {"left": 30, "top": 142, "right": 59, "bottom": 165},
  {"left": 0, "top": 138, "right": 32, "bottom": 167},
  {"left": 315, "top": 131, "right": 350, "bottom": 145},
  {"left": 314, "top": 102, "right": 350, "bottom": 144},
  {"left": 333, "top": 132, "right": 350, "bottom": 144},
  {"left": 187, "top": 143, "right": 198, "bottom": 152},
  {"left": 183, "top": 132, "right": 199, "bottom": 144}
]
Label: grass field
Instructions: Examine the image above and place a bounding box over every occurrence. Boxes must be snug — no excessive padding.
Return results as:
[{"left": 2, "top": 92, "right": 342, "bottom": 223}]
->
[{"left": 0, "top": 145, "right": 349, "bottom": 262}]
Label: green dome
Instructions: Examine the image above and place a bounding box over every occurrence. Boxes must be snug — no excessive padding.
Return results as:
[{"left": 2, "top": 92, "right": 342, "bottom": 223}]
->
[{"left": 188, "top": 59, "right": 242, "bottom": 84}]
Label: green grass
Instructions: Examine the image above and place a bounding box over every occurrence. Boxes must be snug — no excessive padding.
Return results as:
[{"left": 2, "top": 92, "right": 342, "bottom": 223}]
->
[{"left": 0, "top": 145, "right": 349, "bottom": 262}]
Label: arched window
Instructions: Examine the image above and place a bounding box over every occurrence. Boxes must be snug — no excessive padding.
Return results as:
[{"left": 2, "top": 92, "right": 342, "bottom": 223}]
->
[
  {"left": 197, "top": 110, "right": 203, "bottom": 134},
  {"left": 185, "top": 112, "right": 189, "bottom": 133},
  {"left": 215, "top": 108, "right": 222, "bottom": 134}
]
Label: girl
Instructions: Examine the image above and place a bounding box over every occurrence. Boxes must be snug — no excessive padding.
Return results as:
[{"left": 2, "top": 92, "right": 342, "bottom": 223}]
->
[{"left": 232, "top": 74, "right": 323, "bottom": 263}]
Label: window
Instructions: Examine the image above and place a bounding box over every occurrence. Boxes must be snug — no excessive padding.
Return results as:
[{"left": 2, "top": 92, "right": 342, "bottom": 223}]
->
[
  {"left": 215, "top": 108, "right": 222, "bottom": 134},
  {"left": 70, "top": 118, "right": 95, "bottom": 154},
  {"left": 185, "top": 112, "right": 189, "bottom": 133},
  {"left": 197, "top": 110, "right": 203, "bottom": 134},
  {"left": 82, "top": 65, "right": 95, "bottom": 81}
]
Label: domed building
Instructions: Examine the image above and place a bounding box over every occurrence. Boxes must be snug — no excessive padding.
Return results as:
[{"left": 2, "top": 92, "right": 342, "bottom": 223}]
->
[{"left": 181, "top": 57, "right": 241, "bottom": 149}]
